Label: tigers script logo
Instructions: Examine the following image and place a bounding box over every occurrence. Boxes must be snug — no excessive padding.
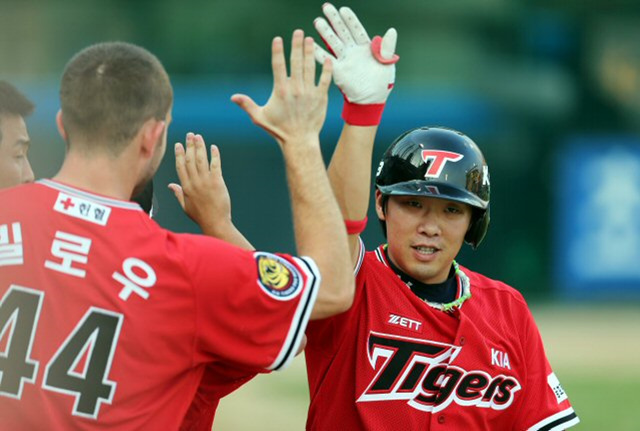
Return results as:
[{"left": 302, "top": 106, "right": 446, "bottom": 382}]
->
[{"left": 357, "top": 332, "right": 521, "bottom": 413}]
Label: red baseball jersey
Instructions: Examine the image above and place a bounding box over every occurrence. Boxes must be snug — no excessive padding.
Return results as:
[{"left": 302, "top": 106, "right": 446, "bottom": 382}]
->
[
  {"left": 305, "top": 242, "right": 579, "bottom": 430},
  {"left": 0, "top": 180, "right": 319, "bottom": 430},
  {"left": 179, "top": 364, "right": 258, "bottom": 431}
]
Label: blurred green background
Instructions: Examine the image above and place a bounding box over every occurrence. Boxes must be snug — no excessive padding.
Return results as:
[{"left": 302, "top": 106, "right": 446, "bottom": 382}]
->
[{"left": 3, "top": 0, "right": 640, "bottom": 429}]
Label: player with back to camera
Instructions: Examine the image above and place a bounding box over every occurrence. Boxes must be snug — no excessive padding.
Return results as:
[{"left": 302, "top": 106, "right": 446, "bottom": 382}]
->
[
  {"left": 0, "top": 31, "right": 355, "bottom": 430},
  {"left": 181, "top": 4, "right": 580, "bottom": 430},
  {"left": 0, "top": 80, "right": 35, "bottom": 189},
  {"left": 0, "top": 78, "right": 249, "bottom": 431},
  {"left": 0, "top": 81, "right": 245, "bottom": 430}
]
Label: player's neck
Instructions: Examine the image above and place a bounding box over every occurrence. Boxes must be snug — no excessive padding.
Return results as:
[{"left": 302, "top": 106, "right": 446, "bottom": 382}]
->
[{"left": 53, "top": 150, "right": 139, "bottom": 201}]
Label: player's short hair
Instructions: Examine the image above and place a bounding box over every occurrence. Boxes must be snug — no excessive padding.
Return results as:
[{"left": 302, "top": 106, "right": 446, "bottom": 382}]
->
[
  {"left": 60, "top": 41, "right": 173, "bottom": 156},
  {"left": 0, "top": 80, "right": 35, "bottom": 144}
]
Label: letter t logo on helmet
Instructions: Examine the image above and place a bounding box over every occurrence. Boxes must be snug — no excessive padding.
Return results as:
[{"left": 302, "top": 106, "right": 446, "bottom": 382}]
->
[{"left": 421, "top": 150, "right": 464, "bottom": 178}]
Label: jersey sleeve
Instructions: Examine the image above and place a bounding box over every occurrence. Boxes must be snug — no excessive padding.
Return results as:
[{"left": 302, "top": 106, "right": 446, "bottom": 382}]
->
[
  {"left": 306, "top": 237, "right": 364, "bottom": 357},
  {"left": 180, "top": 234, "right": 320, "bottom": 372},
  {"left": 514, "top": 308, "right": 580, "bottom": 431}
]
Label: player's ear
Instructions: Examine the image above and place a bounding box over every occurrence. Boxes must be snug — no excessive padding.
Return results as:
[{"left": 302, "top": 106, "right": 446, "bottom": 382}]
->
[
  {"left": 139, "top": 118, "right": 166, "bottom": 157},
  {"left": 375, "top": 190, "right": 386, "bottom": 221},
  {"left": 55, "top": 110, "right": 68, "bottom": 143}
]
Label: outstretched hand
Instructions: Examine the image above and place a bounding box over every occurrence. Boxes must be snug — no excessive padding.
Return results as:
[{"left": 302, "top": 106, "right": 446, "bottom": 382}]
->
[
  {"left": 231, "top": 29, "right": 333, "bottom": 148},
  {"left": 169, "top": 132, "right": 232, "bottom": 234}
]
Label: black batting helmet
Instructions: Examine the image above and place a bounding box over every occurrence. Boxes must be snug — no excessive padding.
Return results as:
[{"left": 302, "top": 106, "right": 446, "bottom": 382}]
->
[{"left": 375, "top": 126, "right": 490, "bottom": 248}]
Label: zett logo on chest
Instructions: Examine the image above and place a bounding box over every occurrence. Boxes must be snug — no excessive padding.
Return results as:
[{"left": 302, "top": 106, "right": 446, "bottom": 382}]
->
[{"left": 386, "top": 313, "right": 423, "bottom": 333}]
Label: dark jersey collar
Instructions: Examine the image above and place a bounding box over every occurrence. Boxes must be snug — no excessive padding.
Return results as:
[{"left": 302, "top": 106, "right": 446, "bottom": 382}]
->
[{"left": 374, "top": 244, "right": 471, "bottom": 312}]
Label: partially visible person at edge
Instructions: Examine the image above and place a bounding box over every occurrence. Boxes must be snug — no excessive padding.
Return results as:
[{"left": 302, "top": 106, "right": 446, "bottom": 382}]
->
[
  {"left": 0, "top": 80, "right": 35, "bottom": 189},
  {"left": 177, "top": 4, "right": 580, "bottom": 430},
  {"left": 0, "top": 32, "right": 354, "bottom": 430}
]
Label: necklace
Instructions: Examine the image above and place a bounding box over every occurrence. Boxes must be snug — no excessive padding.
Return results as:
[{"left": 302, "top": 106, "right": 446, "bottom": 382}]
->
[
  {"left": 422, "top": 261, "right": 472, "bottom": 313},
  {"left": 379, "top": 245, "right": 472, "bottom": 313}
]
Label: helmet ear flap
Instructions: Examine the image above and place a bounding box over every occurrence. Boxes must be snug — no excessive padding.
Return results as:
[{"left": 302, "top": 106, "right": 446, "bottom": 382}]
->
[{"left": 465, "top": 208, "right": 490, "bottom": 249}]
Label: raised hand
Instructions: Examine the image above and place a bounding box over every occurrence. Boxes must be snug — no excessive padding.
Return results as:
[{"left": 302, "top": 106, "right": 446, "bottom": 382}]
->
[
  {"left": 169, "top": 133, "right": 253, "bottom": 249},
  {"left": 313, "top": 3, "right": 398, "bottom": 125},
  {"left": 230, "top": 29, "right": 354, "bottom": 319},
  {"left": 230, "top": 30, "right": 333, "bottom": 148},
  {"left": 169, "top": 132, "right": 231, "bottom": 229}
]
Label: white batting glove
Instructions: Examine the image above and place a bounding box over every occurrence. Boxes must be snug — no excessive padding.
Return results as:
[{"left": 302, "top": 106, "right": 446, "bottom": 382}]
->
[{"left": 314, "top": 3, "right": 399, "bottom": 126}]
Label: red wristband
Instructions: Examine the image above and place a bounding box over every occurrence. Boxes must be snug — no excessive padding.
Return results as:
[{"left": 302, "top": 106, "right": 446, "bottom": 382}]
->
[
  {"left": 342, "top": 99, "right": 386, "bottom": 126},
  {"left": 345, "top": 217, "right": 368, "bottom": 235}
]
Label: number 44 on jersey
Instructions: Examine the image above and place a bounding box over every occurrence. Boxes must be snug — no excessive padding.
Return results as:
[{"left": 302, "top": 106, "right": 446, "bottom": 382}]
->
[{"left": 0, "top": 285, "right": 123, "bottom": 419}]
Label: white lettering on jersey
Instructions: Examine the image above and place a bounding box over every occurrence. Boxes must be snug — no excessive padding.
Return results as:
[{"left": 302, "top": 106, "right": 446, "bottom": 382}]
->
[
  {"left": 491, "top": 348, "right": 511, "bottom": 370},
  {"left": 53, "top": 192, "right": 112, "bottom": 226},
  {"left": 387, "top": 313, "right": 422, "bottom": 332},
  {"left": 0, "top": 222, "right": 23, "bottom": 266},
  {"left": 547, "top": 372, "right": 568, "bottom": 404},
  {"left": 112, "top": 258, "right": 156, "bottom": 301},
  {"left": 44, "top": 231, "right": 92, "bottom": 278}
]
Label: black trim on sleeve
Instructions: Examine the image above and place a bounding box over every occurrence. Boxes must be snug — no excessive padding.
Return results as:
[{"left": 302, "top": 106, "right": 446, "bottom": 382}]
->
[
  {"left": 271, "top": 257, "right": 319, "bottom": 371},
  {"left": 537, "top": 411, "right": 579, "bottom": 431}
]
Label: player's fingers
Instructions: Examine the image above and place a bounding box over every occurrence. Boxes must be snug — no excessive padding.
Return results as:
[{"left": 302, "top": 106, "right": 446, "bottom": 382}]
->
[
  {"left": 304, "top": 36, "right": 316, "bottom": 87},
  {"left": 322, "top": 3, "right": 355, "bottom": 47},
  {"left": 174, "top": 142, "right": 190, "bottom": 188},
  {"left": 210, "top": 144, "right": 224, "bottom": 177},
  {"left": 193, "top": 134, "right": 209, "bottom": 175},
  {"left": 290, "top": 29, "right": 304, "bottom": 87},
  {"left": 317, "top": 57, "right": 333, "bottom": 93},
  {"left": 271, "top": 36, "right": 286, "bottom": 90},
  {"left": 210, "top": 144, "right": 230, "bottom": 193},
  {"left": 167, "top": 183, "right": 185, "bottom": 209},
  {"left": 231, "top": 95, "right": 283, "bottom": 141},
  {"left": 184, "top": 133, "right": 199, "bottom": 183},
  {"left": 231, "top": 94, "right": 261, "bottom": 124},
  {"left": 381, "top": 28, "right": 397, "bottom": 59},
  {"left": 314, "top": 42, "right": 334, "bottom": 66},
  {"left": 314, "top": 18, "right": 344, "bottom": 59},
  {"left": 339, "top": 6, "right": 370, "bottom": 44}
]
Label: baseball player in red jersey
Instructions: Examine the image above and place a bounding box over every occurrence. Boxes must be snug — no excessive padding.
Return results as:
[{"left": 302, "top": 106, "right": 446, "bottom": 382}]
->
[
  {"left": 302, "top": 4, "right": 580, "bottom": 430},
  {"left": 0, "top": 33, "right": 355, "bottom": 430}
]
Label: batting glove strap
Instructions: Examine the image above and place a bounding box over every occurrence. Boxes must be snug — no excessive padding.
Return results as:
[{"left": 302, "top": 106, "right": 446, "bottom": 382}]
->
[{"left": 342, "top": 98, "right": 387, "bottom": 126}]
